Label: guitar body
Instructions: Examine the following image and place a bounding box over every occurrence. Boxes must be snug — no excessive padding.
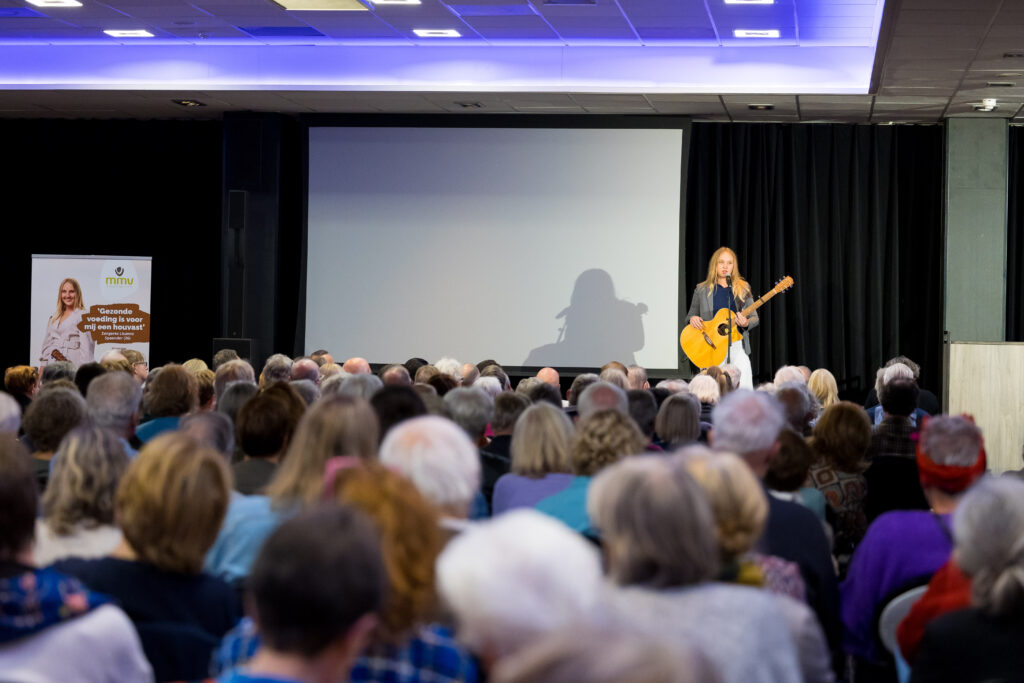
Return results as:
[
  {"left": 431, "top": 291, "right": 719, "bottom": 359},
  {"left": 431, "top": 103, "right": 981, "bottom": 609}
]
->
[{"left": 679, "top": 308, "right": 744, "bottom": 369}]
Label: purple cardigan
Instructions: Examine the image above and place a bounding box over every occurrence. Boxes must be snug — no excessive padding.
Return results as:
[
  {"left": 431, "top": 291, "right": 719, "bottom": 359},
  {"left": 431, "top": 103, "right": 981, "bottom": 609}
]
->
[{"left": 840, "top": 510, "right": 952, "bottom": 662}]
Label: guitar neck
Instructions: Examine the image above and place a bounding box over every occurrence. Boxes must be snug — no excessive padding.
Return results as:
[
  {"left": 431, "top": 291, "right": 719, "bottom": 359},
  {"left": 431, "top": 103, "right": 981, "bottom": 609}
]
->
[{"left": 741, "top": 288, "right": 781, "bottom": 318}]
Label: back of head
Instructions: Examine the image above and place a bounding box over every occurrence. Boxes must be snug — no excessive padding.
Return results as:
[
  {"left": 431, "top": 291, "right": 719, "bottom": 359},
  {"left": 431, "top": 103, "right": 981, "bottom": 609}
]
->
[
  {"left": 0, "top": 436, "right": 36, "bottom": 560},
  {"left": 427, "top": 374, "right": 458, "bottom": 397},
  {"left": 917, "top": 415, "right": 985, "bottom": 495},
  {"left": 886, "top": 355, "right": 921, "bottom": 381},
  {"left": 462, "top": 364, "right": 481, "bottom": 387},
  {"left": 212, "top": 348, "right": 239, "bottom": 371},
  {"left": 250, "top": 504, "right": 385, "bottom": 658},
  {"left": 267, "top": 394, "right": 380, "bottom": 506},
  {"left": 773, "top": 365, "right": 806, "bottom": 386},
  {"left": 599, "top": 369, "right": 629, "bottom": 391},
  {"left": 688, "top": 374, "right": 720, "bottom": 405},
  {"left": 473, "top": 376, "right": 502, "bottom": 401},
  {"left": 588, "top": 456, "right": 718, "bottom": 588},
  {"left": 577, "top": 380, "right": 628, "bottom": 419},
  {"left": 479, "top": 364, "right": 508, "bottom": 391},
  {"left": 810, "top": 401, "right": 872, "bottom": 472},
  {"left": 179, "top": 411, "right": 236, "bottom": 460},
  {"left": 656, "top": 378, "right": 689, "bottom": 395},
  {"left": 343, "top": 357, "right": 371, "bottom": 375},
  {"left": 434, "top": 357, "right": 462, "bottom": 382},
  {"left": 953, "top": 477, "right": 1024, "bottom": 616},
  {"left": 436, "top": 509, "right": 602, "bottom": 658},
  {"left": 807, "top": 369, "right": 839, "bottom": 409},
  {"left": 566, "top": 373, "right": 599, "bottom": 407},
  {"left": 73, "top": 362, "right": 106, "bottom": 397},
  {"left": 879, "top": 377, "right": 919, "bottom": 418},
  {"left": 654, "top": 392, "right": 701, "bottom": 446},
  {"left": 627, "top": 390, "right": 657, "bottom": 439},
  {"left": 678, "top": 446, "right": 767, "bottom": 560},
  {"left": 414, "top": 365, "right": 440, "bottom": 385},
  {"left": 571, "top": 410, "right": 647, "bottom": 477},
  {"left": 492, "top": 392, "right": 531, "bottom": 434},
  {"left": 182, "top": 358, "right": 209, "bottom": 375},
  {"left": 511, "top": 402, "right": 574, "bottom": 477},
  {"left": 338, "top": 374, "right": 383, "bottom": 401},
  {"left": 289, "top": 379, "right": 321, "bottom": 406},
  {"left": 117, "top": 432, "right": 231, "bottom": 573},
  {"left": 193, "top": 368, "right": 216, "bottom": 408},
  {"left": 379, "top": 364, "right": 412, "bottom": 387},
  {"left": 215, "top": 359, "right": 257, "bottom": 401},
  {"left": 774, "top": 381, "right": 816, "bottom": 433},
  {"left": 516, "top": 377, "right": 542, "bottom": 397},
  {"left": 370, "top": 385, "right": 427, "bottom": 440},
  {"left": 527, "top": 382, "right": 562, "bottom": 408},
  {"left": 41, "top": 361, "right": 76, "bottom": 385},
  {"left": 443, "top": 387, "right": 494, "bottom": 442},
  {"left": 328, "top": 465, "right": 443, "bottom": 641},
  {"left": 764, "top": 428, "right": 815, "bottom": 492},
  {"left": 379, "top": 415, "right": 481, "bottom": 514},
  {"left": 23, "top": 387, "right": 87, "bottom": 452},
  {"left": 0, "top": 392, "right": 20, "bottom": 434},
  {"left": 261, "top": 353, "right": 294, "bottom": 386},
  {"left": 404, "top": 357, "right": 428, "bottom": 379},
  {"left": 601, "top": 361, "right": 628, "bottom": 375},
  {"left": 87, "top": 370, "right": 142, "bottom": 435},
  {"left": 236, "top": 383, "right": 306, "bottom": 460},
  {"left": 5, "top": 365, "right": 39, "bottom": 397},
  {"left": 627, "top": 365, "right": 648, "bottom": 391},
  {"left": 290, "top": 358, "right": 320, "bottom": 384},
  {"left": 710, "top": 389, "right": 785, "bottom": 459},
  {"left": 217, "top": 380, "right": 258, "bottom": 425},
  {"left": 144, "top": 363, "right": 198, "bottom": 418},
  {"left": 43, "top": 426, "right": 130, "bottom": 534}
]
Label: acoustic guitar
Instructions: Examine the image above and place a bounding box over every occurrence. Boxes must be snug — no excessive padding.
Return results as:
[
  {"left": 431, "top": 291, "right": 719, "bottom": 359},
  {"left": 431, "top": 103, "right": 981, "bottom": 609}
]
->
[{"left": 680, "top": 276, "right": 794, "bottom": 368}]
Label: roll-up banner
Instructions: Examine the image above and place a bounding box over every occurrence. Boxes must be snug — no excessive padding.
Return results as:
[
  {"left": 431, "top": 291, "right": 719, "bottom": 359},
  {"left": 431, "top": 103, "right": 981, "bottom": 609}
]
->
[{"left": 30, "top": 255, "right": 152, "bottom": 368}]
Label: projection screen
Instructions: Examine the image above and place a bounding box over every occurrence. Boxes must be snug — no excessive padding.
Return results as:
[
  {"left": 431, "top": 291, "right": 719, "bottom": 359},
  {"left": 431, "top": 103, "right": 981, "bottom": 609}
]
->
[{"left": 306, "top": 125, "right": 684, "bottom": 370}]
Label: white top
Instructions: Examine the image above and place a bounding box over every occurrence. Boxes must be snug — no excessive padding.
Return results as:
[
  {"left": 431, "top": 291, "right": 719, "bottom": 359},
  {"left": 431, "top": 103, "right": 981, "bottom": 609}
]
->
[
  {"left": 0, "top": 604, "right": 153, "bottom": 682},
  {"left": 39, "top": 309, "right": 95, "bottom": 367},
  {"left": 32, "top": 520, "right": 122, "bottom": 567}
]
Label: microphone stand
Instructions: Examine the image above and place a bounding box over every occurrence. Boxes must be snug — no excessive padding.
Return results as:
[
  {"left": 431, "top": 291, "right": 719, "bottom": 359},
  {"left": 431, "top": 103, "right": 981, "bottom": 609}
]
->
[{"left": 725, "top": 274, "right": 733, "bottom": 365}]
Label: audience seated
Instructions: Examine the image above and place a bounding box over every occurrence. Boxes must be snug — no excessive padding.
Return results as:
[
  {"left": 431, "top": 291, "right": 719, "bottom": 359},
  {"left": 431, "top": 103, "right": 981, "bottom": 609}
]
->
[
  {"left": 370, "top": 385, "right": 427, "bottom": 439},
  {"left": 863, "top": 377, "right": 930, "bottom": 521},
  {"left": 576, "top": 380, "right": 628, "bottom": 419},
  {"left": 626, "top": 389, "right": 659, "bottom": 450},
  {"left": 534, "top": 409, "right": 646, "bottom": 533},
  {"left": 179, "top": 411, "right": 236, "bottom": 461},
  {"left": 54, "top": 432, "right": 241, "bottom": 682},
  {"left": 765, "top": 429, "right": 827, "bottom": 520},
  {"left": 34, "top": 427, "right": 128, "bottom": 566},
  {"left": 0, "top": 391, "right": 20, "bottom": 435},
  {"left": 807, "top": 368, "right": 839, "bottom": 415},
  {"left": 259, "top": 354, "right": 293, "bottom": 387},
  {"left": 589, "top": 456, "right": 804, "bottom": 683},
  {"left": 214, "top": 359, "right": 256, "bottom": 404},
  {"left": 232, "top": 383, "right": 305, "bottom": 495},
  {"left": 73, "top": 361, "right": 107, "bottom": 397},
  {"left": 136, "top": 364, "right": 197, "bottom": 443},
  {"left": 479, "top": 392, "right": 530, "bottom": 505},
  {"left": 908, "top": 477, "right": 1024, "bottom": 683},
  {"left": 86, "top": 370, "right": 143, "bottom": 456},
  {"left": 22, "top": 386, "right": 86, "bottom": 490},
  {"left": 565, "top": 372, "right": 598, "bottom": 407},
  {"left": 0, "top": 435, "right": 152, "bottom": 682},
  {"left": 216, "top": 506, "right": 385, "bottom": 683},
  {"left": 841, "top": 415, "right": 985, "bottom": 668},
  {"left": 863, "top": 355, "right": 940, "bottom": 416},
  {"left": 4, "top": 365, "right": 38, "bottom": 412},
  {"left": 688, "top": 374, "right": 719, "bottom": 422},
  {"left": 493, "top": 402, "right": 575, "bottom": 515},
  {"left": 807, "top": 402, "right": 872, "bottom": 559},
  {"left": 653, "top": 391, "right": 702, "bottom": 449}
]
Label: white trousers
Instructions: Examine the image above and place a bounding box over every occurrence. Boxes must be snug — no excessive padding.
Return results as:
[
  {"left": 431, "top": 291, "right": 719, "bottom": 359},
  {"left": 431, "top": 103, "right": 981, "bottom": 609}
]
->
[{"left": 720, "top": 340, "right": 753, "bottom": 389}]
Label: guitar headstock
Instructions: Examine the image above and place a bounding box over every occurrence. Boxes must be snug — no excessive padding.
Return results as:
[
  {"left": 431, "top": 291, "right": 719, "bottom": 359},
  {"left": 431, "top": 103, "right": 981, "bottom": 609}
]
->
[{"left": 772, "top": 276, "right": 794, "bottom": 294}]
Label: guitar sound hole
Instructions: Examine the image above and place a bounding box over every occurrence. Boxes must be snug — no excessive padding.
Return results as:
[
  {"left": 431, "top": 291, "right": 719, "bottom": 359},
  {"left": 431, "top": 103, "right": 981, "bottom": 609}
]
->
[{"left": 717, "top": 323, "right": 731, "bottom": 336}]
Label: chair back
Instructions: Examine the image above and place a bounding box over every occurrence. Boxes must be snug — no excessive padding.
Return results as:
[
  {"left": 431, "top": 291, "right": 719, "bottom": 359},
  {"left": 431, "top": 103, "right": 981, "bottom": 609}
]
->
[{"left": 878, "top": 585, "right": 928, "bottom": 655}]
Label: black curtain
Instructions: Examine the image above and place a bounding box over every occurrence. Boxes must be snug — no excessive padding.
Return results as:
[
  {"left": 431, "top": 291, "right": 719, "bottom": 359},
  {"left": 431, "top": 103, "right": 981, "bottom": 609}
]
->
[
  {"left": 0, "top": 120, "right": 223, "bottom": 369},
  {"left": 686, "top": 123, "right": 944, "bottom": 398},
  {"left": 1007, "top": 126, "right": 1024, "bottom": 340}
]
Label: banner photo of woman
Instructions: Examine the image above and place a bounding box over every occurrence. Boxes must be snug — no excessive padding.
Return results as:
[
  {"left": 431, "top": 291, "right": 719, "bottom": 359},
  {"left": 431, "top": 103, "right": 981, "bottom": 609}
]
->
[{"left": 30, "top": 255, "right": 152, "bottom": 369}]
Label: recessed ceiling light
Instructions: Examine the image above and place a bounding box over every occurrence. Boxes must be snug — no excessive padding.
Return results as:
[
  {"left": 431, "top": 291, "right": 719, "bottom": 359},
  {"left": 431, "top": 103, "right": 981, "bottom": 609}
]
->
[
  {"left": 272, "top": 0, "right": 369, "bottom": 8},
  {"left": 104, "top": 29, "right": 154, "bottom": 37},
  {"left": 724, "top": 0, "right": 774, "bottom": 4},
  {"left": 413, "top": 28, "right": 461, "bottom": 37},
  {"left": 373, "top": 0, "right": 422, "bottom": 5},
  {"left": 172, "top": 99, "right": 207, "bottom": 107},
  {"left": 733, "top": 29, "right": 780, "bottom": 38},
  {"left": 748, "top": 104, "right": 774, "bottom": 111},
  {"left": 26, "top": 0, "right": 82, "bottom": 6},
  {"left": 973, "top": 98, "right": 998, "bottom": 112}
]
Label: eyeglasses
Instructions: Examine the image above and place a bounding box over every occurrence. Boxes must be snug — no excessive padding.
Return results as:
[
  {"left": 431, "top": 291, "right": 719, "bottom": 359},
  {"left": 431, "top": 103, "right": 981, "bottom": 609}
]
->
[{"left": 132, "top": 362, "right": 148, "bottom": 368}]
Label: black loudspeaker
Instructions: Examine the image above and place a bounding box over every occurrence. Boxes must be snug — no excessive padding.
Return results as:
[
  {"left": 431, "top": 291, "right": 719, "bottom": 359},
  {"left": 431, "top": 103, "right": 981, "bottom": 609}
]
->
[{"left": 213, "top": 337, "right": 252, "bottom": 363}]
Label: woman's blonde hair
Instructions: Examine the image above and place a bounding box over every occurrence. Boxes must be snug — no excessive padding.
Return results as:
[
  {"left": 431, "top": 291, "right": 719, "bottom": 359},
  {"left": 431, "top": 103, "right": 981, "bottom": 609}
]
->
[
  {"left": 51, "top": 277, "right": 85, "bottom": 322},
  {"left": 329, "top": 464, "right": 444, "bottom": 642},
  {"left": 511, "top": 403, "right": 574, "bottom": 477},
  {"left": 688, "top": 374, "right": 720, "bottom": 405},
  {"left": 182, "top": 358, "right": 210, "bottom": 375},
  {"left": 677, "top": 447, "right": 767, "bottom": 560},
  {"left": 43, "top": 427, "right": 130, "bottom": 535},
  {"left": 116, "top": 432, "right": 231, "bottom": 573},
  {"left": 808, "top": 369, "right": 839, "bottom": 410},
  {"left": 265, "top": 394, "right": 379, "bottom": 507},
  {"left": 701, "top": 246, "right": 751, "bottom": 301},
  {"left": 571, "top": 410, "right": 646, "bottom": 477}
]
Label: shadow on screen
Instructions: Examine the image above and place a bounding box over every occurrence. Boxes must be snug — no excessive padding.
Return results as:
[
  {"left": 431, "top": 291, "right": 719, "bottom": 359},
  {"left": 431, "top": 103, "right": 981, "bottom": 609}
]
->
[{"left": 523, "top": 268, "right": 648, "bottom": 367}]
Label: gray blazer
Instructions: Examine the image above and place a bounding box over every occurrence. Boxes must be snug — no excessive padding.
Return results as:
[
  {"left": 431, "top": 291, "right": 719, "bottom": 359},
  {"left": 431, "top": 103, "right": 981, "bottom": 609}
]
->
[{"left": 686, "top": 283, "right": 759, "bottom": 356}]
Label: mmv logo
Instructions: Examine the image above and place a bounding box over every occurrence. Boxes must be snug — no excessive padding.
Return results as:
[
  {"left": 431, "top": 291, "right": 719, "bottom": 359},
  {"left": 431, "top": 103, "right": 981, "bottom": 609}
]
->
[{"left": 100, "top": 260, "right": 140, "bottom": 300}]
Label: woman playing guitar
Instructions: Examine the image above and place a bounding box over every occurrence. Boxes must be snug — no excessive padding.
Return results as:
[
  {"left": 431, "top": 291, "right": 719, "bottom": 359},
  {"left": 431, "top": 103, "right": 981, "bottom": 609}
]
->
[{"left": 687, "top": 247, "right": 757, "bottom": 389}]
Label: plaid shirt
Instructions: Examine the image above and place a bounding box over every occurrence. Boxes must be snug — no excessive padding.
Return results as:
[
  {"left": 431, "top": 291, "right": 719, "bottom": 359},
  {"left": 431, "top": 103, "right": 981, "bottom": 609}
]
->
[
  {"left": 866, "top": 416, "right": 916, "bottom": 461},
  {"left": 213, "top": 617, "right": 479, "bottom": 683}
]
